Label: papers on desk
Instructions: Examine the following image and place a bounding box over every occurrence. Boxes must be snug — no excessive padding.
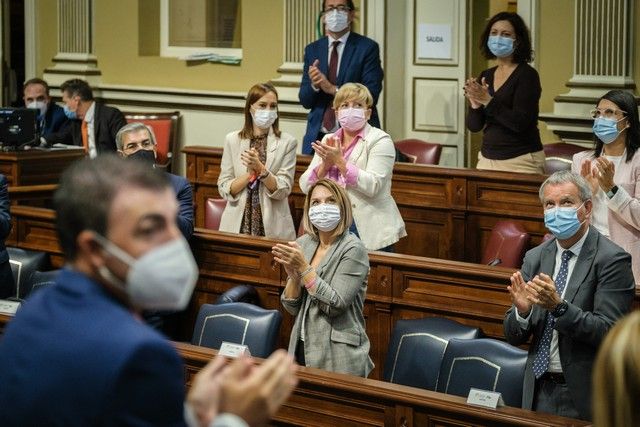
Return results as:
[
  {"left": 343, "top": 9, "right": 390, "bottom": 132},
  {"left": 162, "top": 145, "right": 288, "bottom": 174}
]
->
[
  {"left": 178, "top": 53, "right": 242, "bottom": 65},
  {"left": 0, "top": 299, "right": 20, "bottom": 315},
  {"left": 50, "top": 143, "right": 85, "bottom": 150}
]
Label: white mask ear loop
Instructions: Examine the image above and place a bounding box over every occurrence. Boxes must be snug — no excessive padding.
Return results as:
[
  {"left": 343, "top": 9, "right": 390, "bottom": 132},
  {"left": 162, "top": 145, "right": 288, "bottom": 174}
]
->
[{"left": 92, "top": 233, "right": 136, "bottom": 289}]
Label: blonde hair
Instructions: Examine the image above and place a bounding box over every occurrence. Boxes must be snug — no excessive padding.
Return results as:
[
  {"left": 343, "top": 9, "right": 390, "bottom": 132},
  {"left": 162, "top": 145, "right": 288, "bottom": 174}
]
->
[
  {"left": 302, "top": 179, "right": 353, "bottom": 240},
  {"left": 332, "top": 82, "right": 373, "bottom": 110},
  {"left": 593, "top": 311, "right": 640, "bottom": 427}
]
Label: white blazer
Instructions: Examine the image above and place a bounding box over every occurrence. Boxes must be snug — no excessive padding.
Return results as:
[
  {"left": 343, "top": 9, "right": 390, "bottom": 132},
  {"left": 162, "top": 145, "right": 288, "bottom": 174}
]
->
[
  {"left": 573, "top": 150, "right": 640, "bottom": 284},
  {"left": 300, "top": 124, "right": 406, "bottom": 250},
  {"left": 218, "top": 129, "right": 297, "bottom": 240}
]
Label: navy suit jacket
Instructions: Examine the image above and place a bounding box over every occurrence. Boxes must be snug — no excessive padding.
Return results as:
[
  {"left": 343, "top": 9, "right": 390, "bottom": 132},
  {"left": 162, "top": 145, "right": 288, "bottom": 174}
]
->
[
  {"left": 40, "top": 102, "right": 69, "bottom": 139},
  {"left": 299, "top": 32, "right": 383, "bottom": 154},
  {"left": 46, "top": 102, "right": 126, "bottom": 153},
  {"left": 504, "top": 227, "right": 635, "bottom": 419},
  {"left": 168, "top": 173, "right": 194, "bottom": 240},
  {"left": 0, "top": 268, "right": 187, "bottom": 426}
]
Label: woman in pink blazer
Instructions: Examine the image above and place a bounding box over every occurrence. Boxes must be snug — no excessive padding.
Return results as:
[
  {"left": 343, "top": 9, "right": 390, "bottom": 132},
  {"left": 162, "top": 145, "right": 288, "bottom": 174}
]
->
[{"left": 572, "top": 90, "right": 640, "bottom": 284}]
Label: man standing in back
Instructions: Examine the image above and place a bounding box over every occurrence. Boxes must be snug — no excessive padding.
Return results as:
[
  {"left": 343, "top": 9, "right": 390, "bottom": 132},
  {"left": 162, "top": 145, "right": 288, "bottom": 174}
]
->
[{"left": 299, "top": 0, "right": 383, "bottom": 154}]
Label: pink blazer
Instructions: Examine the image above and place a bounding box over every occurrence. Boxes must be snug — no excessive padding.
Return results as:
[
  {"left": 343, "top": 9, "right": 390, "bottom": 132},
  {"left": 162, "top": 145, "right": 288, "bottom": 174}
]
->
[{"left": 573, "top": 150, "right": 640, "bottom": 284}]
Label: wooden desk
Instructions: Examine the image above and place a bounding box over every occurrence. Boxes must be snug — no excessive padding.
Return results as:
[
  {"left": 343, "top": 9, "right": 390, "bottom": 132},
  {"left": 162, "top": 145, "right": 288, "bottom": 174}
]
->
[
  {"left": 176, "top": 342, "right": 588, "bottom": 427},
  {"left": 7, "top": 206, "right": 640, "bottom": 381},
  {"left": 0, "top": 149, "right": 84, "bottom": 186},
  {"left": 183, "top": 146, "right": 547, "bottom": 262}
]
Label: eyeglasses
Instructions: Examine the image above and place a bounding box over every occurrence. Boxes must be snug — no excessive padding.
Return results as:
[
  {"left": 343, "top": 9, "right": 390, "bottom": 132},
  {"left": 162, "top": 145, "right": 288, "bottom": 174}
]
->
[
  {"left": 323, "top": 5, "right": 351, "bottom": 13},
  {"left": 590, "top": 108, "right": 627, "bottom": 119},
  {"left": 124, "top": 140, "right": 154, "bottom": 151}
]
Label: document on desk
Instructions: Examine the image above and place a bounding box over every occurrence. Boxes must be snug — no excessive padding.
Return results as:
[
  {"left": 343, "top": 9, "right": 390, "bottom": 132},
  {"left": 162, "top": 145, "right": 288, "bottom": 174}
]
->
[
  {"left": 0, "top": 299, "right": 20, "bottom": 315},
  {"left": 51, "top": 143, "right": 85, "bottom": 150}
]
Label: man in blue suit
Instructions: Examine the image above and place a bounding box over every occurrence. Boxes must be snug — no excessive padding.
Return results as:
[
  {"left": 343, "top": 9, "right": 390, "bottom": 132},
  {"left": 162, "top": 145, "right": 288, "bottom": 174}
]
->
[
  {"left": 116, "top": 122, "right": 194, "bottom": 240},
  {"left": 22, "top": 78, "right": 69, "bottom": 140},
  {"left": 0, "top": 155, "right": 297, "bottom": 426},
  {"left": 299, "top": 0, "right": 383, "bottom": 154}
]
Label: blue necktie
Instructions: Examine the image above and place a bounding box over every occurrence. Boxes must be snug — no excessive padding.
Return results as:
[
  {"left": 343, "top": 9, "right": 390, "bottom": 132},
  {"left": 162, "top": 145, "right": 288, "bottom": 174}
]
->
[{"left": 532, "top": 250, "right": 573, "bottom": 379}]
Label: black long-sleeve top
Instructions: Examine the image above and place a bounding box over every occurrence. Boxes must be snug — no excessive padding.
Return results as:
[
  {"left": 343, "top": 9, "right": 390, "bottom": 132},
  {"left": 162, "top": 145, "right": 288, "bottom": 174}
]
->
[{"left": 466, "top": 63, "right": 543, "bottom": 160}]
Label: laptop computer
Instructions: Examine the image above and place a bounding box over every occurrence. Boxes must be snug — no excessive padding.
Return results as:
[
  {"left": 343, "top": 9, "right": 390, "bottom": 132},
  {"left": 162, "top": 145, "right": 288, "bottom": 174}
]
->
[{"left": 0, "top": 108, "right": 39, "bottom": 150}]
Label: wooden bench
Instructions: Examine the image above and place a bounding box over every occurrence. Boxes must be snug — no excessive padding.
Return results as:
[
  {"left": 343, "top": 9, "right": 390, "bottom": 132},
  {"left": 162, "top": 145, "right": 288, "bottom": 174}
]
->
[{"left": 177, "top": 342, "right": 588, "bottom": 427}]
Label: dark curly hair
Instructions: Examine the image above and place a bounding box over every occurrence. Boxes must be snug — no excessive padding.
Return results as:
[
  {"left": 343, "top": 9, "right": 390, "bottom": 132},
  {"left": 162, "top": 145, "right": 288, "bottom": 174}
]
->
[{"left": 479, "top": 12, "right": 533, "bottom": 63}]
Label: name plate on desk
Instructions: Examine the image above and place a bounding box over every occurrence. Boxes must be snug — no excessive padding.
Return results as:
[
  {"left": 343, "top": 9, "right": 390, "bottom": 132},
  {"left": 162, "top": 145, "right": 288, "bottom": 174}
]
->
[
  {"left": 0, "top": 299, "right": 20, "bottom": 315},
  {"left": 467, "top": 388, "right": 504, "bottom": 409},
  {"left": 219, "top": 341, "right": 251, "bottom": 358}
]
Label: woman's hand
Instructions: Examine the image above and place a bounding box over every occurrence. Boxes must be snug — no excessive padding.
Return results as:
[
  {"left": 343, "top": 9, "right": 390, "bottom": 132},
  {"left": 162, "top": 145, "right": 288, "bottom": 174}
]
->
[
  {"left": 464, "top": 77, "right": 492, "bottom": 107},
  {"left": 272, "top": 241, "right": 309, "bottom": 279},
  {"left": 593, "top": 157, "right": 616, "bottom": 193},
  {"left": 312, "top": 136, "right": 344, "bottom": 168},
  {"left": 579, "top": 158, "right": 600, "bottom": 195},
  {"left": 240, "top": 148, "right": 264, "bottom": 175}
]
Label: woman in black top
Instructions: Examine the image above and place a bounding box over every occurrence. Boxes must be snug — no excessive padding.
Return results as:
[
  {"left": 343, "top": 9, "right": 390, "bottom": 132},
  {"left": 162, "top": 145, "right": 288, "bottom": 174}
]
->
[{"left": 464, "top": 12, "right": 545, "bottom": 174}]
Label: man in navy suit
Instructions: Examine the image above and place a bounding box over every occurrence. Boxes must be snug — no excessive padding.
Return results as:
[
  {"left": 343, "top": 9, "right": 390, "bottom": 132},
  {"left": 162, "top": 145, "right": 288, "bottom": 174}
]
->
[
  {"left": 116, "top": 122, "right": 194, "bottom": 240},
  {"left": 22, "top": 78, "right": 69, "bottom": 139},
  {"left": 0, "top": 155, "right": 297, "bottom": 426},
  {"left": 299, "top": 0, "right": 383, "bottom": 154},
  {"left": 45, "top": 78, "right": 127, "bottom": 157}
]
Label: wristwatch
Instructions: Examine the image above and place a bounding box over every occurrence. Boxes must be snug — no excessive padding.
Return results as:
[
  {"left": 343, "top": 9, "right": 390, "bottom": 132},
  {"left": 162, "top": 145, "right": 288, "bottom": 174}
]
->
[
  {"left": 257, "top": 168, "right": 270, "bottom": 180},
  {"left": 551, "top": 300, "right": 569, "bottom": 318},
  {"left": 606, "top": 185, "right": 619, "bottom": 199}
]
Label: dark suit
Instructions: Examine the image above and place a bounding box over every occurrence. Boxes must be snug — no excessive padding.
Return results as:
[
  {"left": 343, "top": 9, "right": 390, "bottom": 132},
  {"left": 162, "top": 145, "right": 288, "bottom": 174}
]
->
[
  {"left": 46, "top": 102, "right": 126, "bottom": 153},
  {"left": 39, "top": 103, "right": 69, "bottom": 139},
  {"left": 503, "top": 227, "right": 635, "bottom": 420},
  {"left": 299, "top": 32, "right": 383, "bottom": 154},
  {"left": 0, "top": 268, "right": 186, "bottom": 426},
  {"left": 168, "top": 173, "right": 194, "bottom": 240},
  {"left": 0, "top": 174, "right": 13, "bottom": 298}
]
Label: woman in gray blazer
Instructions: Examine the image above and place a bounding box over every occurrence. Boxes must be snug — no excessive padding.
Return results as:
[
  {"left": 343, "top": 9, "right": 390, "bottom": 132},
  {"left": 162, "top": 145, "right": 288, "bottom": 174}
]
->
[
  {"left": 218, "top": 82, "right": 297, "bottom": 240},
  {"left": 273, "top": 179, "right": 374, "bottom": 377}
]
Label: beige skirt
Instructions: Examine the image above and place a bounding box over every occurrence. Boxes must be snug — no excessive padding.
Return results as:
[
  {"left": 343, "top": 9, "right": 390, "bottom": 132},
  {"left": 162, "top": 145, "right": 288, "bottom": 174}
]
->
[{"left": 477, "top": 150, "right": 546, "bottom": 174}]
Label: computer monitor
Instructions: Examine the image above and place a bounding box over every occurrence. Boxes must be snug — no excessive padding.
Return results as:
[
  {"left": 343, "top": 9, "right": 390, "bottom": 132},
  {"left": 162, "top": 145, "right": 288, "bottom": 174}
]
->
[{"left": 0, "top": 108, "right": 39, "bottom": 149}]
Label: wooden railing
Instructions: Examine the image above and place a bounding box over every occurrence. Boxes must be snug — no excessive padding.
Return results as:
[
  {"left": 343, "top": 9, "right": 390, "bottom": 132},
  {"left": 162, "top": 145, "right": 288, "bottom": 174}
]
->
[
  {"left": 183, "top": 146, "right": 548, "bottom": 262},
  {"left": 176, "top": 342, "right": 588, "bottom": 427}
]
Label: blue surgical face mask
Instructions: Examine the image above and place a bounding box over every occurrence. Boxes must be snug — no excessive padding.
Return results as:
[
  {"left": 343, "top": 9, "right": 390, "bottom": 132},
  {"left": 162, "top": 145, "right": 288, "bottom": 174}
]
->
[
  {"left": 487, "top": 35, "right": 515, "bottom": 58},
  {"left": 593, "top": 117, "right": 624, "bottom": 144},
  {"left": 63, "top": 104, "right": 77, "bottom": 120},
  {"left": 544, "top": 202, "right": 585, "bottom": 240}
]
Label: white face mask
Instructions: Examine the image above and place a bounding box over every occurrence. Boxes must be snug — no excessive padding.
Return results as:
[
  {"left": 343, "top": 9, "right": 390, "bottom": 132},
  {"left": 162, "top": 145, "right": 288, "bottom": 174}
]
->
[
  {"left": 26, "top": 100, "right": 47, "bottom": 117},
  {"left": 251, "top": 109, "right": 278, "bottom": 129},
  {"left": 309, "top": 203, "right": 341, "bottom": 232},
  {"left": 94, "top": 234, "right": 198, "bottom": 311},
  {"left": 325, "top": 9, "right": 349, "bottom": 33}
]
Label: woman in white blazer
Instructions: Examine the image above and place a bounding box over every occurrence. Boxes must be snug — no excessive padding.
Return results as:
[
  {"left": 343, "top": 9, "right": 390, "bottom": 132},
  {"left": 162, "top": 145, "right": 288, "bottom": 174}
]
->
[
  {"left": 572, "top": 90, "right": 640, "bottom": 284},
  {"left": 299, "top": 83, "right": 406, "bottom": 251},
  {"left": 218, "top": 83, "right": 297, "bottom": 240}
]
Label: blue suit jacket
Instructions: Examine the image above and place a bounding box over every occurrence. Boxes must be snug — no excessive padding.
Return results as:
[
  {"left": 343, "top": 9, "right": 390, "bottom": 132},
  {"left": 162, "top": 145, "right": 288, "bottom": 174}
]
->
[
  {"left": 0, "top": 269, "right": 187, "bottom": 426},
  {"left": 168, "top": 173, "right": 194, "bottom": 239},
  {"left": 40, "top": 103, "right": 69, "bottom": 139},
  {"left": 299, "top": 32, "right": 383, "bottom": 154}
]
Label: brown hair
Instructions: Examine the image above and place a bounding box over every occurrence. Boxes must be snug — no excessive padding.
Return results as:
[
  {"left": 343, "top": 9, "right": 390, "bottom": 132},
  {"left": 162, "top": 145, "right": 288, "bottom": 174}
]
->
[
  {"left": 301, "top": 178, "right": 353, "bottom": 240},
  {"left": 239, "top": 83, "right": 281, "bottom": 140},
  {"left": 593, "top": 311, "right": 640, "bottom": 427}
]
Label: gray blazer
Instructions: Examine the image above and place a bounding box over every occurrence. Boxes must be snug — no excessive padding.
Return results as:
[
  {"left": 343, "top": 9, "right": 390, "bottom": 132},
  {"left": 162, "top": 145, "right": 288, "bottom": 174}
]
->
[
  {"left": 281, "top": 232, "right": 374, "bottom": 377},
  {"left": 504, "top": 226, "right": 635, "bottom": 419}
]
